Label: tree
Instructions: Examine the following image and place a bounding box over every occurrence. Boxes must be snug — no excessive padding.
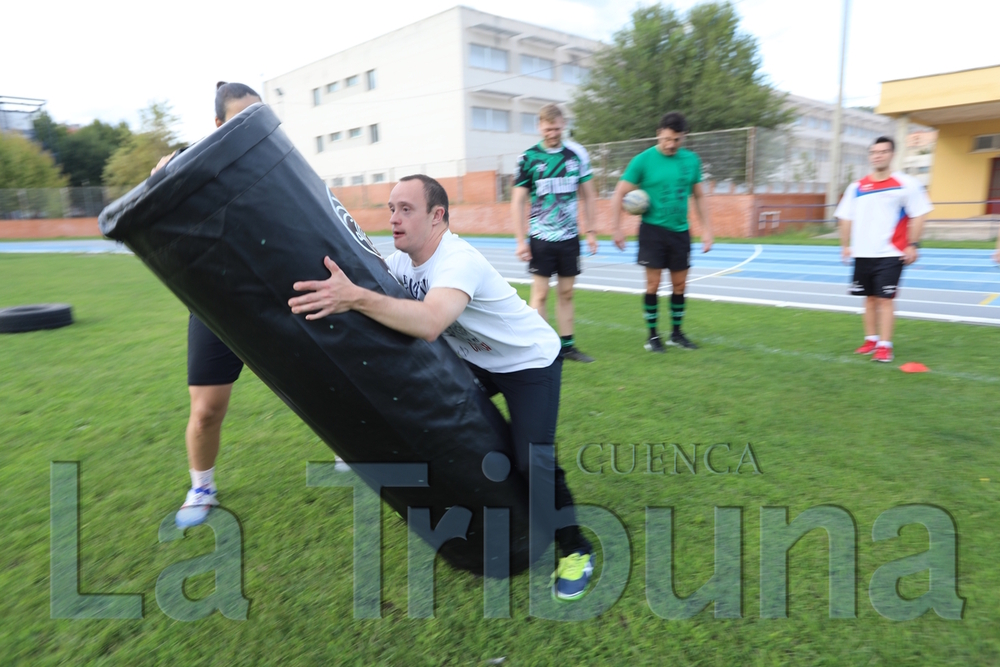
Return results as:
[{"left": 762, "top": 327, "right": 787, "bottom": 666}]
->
[
  {"left": 33, "top": 112, "right": 132, "bottom": 186},
  {"left": 0, "top": 131, "right": 69, "bottom": 189},
  {"left": 572, "top": 2, "right": 792, "bottom": 143},
  {"left": 103, "top": 102, "right": 180, "bottom": 188}
]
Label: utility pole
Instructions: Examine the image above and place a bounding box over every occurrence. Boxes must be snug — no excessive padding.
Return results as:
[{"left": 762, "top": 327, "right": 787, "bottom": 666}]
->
[{"left": 826, "top": 0, "right": 851, "bottom": 218}]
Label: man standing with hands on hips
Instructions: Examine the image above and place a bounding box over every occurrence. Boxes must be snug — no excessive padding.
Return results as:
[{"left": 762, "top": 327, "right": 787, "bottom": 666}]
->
[{"left": 836, "top": 136, "right": 931, "bottom": 363}]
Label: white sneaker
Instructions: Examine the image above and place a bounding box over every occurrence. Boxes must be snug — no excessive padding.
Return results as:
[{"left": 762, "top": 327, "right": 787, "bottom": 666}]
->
[{"left": 175, "top": 486, "right": 219, "bottom": 528}]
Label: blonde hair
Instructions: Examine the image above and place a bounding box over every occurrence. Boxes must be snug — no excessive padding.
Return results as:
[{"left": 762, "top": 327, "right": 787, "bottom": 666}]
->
[{"left": 538, "top": 104, "right": 564, "bottom": 124}]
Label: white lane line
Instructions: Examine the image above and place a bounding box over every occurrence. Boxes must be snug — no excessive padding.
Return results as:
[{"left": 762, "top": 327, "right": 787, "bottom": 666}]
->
[
  {"left": 504, "top": 278, "right": 1000, "bottom": 326},
  {"left": 687, "top": 244, "right": 763, "bottom": 283}
]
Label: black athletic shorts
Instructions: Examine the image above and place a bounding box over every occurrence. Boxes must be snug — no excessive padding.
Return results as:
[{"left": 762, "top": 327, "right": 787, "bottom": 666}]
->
[
  {"left": 850, "top": 256, "right": 905, "bottom": 299},
  {"left": 187, "top": 313, "right": 244, "bottom": 386},
  {"left": 528, "top": 236, "right": 581, "bottom": 277},
  {"left": 637, "top": 223, "right": 690, "bottom": 272}
]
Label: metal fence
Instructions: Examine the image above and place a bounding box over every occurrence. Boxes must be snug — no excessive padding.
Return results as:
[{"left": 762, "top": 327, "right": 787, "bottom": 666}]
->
[{"left": 0, "top": 187, "right": 131, "bottom": 220}]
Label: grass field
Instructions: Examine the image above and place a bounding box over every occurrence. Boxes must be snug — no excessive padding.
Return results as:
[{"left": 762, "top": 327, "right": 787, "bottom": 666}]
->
[{"left": 1, "top": 253, "right": 999, "bottom": 666}]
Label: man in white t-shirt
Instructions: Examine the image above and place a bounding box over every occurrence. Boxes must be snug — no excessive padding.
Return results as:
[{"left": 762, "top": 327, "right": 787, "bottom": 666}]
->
[
  {"left": 836, "top": 136, "right": 932, "bottom": 363},
  {"left": 288, "top": 174, "right": 594, "bottom": 600}
]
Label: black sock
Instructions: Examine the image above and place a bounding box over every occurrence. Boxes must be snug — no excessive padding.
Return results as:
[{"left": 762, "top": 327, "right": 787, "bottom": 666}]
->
[
  {"left": 670, "top": 293, "right": 685, "bottom": 334},
  {"left": 560, "top": 334, "right": 574, "bottom": 349},
  {"left": 643, "top": 293, "right": 658, "bottom": 338}
]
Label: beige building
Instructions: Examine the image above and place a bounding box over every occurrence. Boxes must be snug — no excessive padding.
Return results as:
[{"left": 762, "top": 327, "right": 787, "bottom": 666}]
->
[
  {"left": 264, "top": 6, "right": 602, "bottom": 188},
  {"left": 878, "top": 65, "right": 1000, "bottom": 219}
]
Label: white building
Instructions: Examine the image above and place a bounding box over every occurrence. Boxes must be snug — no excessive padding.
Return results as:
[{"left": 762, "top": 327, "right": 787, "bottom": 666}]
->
[
  {"left": 781, "top": 94, "right": 901, "bottom": 186},
  {"left": 264, "top": 6, "right": 602, "bottom": 188}
]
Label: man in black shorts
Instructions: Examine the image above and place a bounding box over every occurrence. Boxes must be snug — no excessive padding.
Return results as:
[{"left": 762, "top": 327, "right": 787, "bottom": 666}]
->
[
  {"left": 149, "top": 82, "right": 264, "bottom": 528},
  {"left": 836, "top": 136, "right": 931, "bottom": 362},
  {"left": 610, "top": 112, "right": 713, "bottom": 353},
  {"left": 512, "top": 104, "right": 598, "bottom": 363}
]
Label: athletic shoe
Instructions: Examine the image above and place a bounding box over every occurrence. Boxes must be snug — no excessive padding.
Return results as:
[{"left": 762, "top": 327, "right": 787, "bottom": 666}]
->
[
  {"left": 667, "top": 331, "right": 698, "bottom": 349},
  {"left": 552, "top": 552, "right": 594, "bottom": 601},
  {"left": 334, "top": 456, "right": 352, "bottom": 473},
  {"left": 872, "top": 346, "right": 894, "bottom": 363},
  {"left": 560, "top": 346, "right": 595, "bottom": 363},
  {"left": 644, "top": 336, "right": 665, "bottom": 353},
  {"left": 855, "top": 340, "right": 878, "bottom": 355},
  {"left": 175, "top": 486, "right": 219, "bottom": 528}
]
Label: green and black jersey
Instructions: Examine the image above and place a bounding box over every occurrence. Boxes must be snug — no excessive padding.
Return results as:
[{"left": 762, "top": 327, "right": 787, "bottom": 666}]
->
[{"left": 514, "top": 140, "right": 593, "bottom": 242}]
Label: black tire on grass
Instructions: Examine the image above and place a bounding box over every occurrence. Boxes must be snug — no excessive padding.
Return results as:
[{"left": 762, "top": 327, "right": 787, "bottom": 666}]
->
[{"left": 0, "top": 304, "right": 74, "bottom": 333}]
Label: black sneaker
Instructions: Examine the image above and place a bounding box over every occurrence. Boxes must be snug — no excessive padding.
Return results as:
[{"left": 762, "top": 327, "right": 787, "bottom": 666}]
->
[
  {"left": 644, "top": 336, "right": 665, "bottom": 353},
  {"left": 667, "top": 331, "right": 698, "bottom": 349},
  {"left": 560, "top": 346, "right": 595, "bottom": 363}
]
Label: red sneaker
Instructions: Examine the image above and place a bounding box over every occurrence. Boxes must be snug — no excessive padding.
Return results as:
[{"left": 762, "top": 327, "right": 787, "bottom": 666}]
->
[
  {"left": 872, "top": 346, "right": 894, "bottom": 363},
  {"left": 855, "top": 340, "right": 878, "bottom": 355}
]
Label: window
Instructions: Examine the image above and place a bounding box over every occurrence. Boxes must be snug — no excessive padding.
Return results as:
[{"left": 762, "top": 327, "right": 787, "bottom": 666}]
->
[
  {"left": 312, "top": 88, "right": 321, "bottom": 106},
  {"left": 331, "top": 177, "right": 344, "bottom": 187},
  {"left": 521, "top": 112, "right": 538, "bottom": 134},
  {"left": 348, "top": 127, "right": 362, "bottom": 139},
  {"left": 472, "top": 107, "right": 509, "bottom": 132},
  {"left": 521, "top": 55, "right": 554, "bottom": 79},
  {"left": 973, "top": 134, "right": 1000, "bottom": 151},
  {"left": 351, "top": 175, "right": 364, "bottom": 185},
  {"left": 470, "top": 44, "right": 508, "bottom": 72},
  {"left": 329, "top": 131, "right": 341, "bottom": 142},
  {"left": 327, "top": 82, "right": 340, "bottom": 94},
  {"left": 315, "top": 135, "right": 324, "bottom": 153},
  {"left": 369, "top": 123, "right": 380, "bottom": 143},
  {"left": 366, "top": 69, "right": 377, "bottom": 90},
  {"left": 346, "top": 75, "right": 359, "bottom": 87},
  {"left": 372, "top": 173, "right": 386, "bottom": 183},
  {"left": 562, "top": 63, "right": 589, "bottom": 85}
]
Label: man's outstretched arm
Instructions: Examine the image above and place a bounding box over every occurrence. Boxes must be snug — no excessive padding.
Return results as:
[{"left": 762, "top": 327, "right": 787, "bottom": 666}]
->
[{"left": 289, "top": 256, "right": 469, "bottom": 342}]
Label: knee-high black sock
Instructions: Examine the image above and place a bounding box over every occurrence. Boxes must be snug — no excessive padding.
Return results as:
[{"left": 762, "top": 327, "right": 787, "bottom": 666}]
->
[
  {"left": 670, "top": 293, "right": 685, "bottom": 334},
  {"left": 643, "top": 293, "right": 658, "bottom": 339}
]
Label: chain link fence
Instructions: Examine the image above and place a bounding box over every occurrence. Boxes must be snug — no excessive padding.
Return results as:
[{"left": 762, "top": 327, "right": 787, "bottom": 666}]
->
[{"left": 0, "top": 187, "right": 132, "bottom": 219}]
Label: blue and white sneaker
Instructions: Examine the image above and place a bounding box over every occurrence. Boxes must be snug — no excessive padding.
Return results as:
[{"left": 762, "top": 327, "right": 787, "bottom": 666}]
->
[
  {"left": 175, "top": 486, "right": 219, "bottom": 528},
  {"left": 552, "top": 552, "right": 594, "bottom": 600}
]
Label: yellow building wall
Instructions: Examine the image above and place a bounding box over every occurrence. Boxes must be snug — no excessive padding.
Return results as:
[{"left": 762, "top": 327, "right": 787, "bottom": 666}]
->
[
  {"left": 928, "top": 119, "right": 1000, "bottom": 219},
  {"left": 879, "top": 66, "right": 1000, "bottom": 116}
]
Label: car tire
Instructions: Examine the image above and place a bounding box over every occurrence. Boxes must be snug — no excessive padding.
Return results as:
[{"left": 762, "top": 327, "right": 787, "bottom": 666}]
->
[{"left": 0, "top": 304, "right": 74, "bottom": 333}]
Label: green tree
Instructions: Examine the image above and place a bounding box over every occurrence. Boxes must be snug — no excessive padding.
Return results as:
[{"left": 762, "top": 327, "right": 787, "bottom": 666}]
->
[
  {"left": 572, "top": 2, "right": 792, "bottom": 143},
  {"left": 34, "top": 112, "right": 132, "bottom": 186},
  {"left": 103, "top": 102, "right": 180, "bottom": 188},
  {"left": 0, "top": 131, "right": 69, "bottom": 188}
]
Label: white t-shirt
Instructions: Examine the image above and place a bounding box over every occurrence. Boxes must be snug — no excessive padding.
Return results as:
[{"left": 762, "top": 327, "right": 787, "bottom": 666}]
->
[
  {"left": 835, "top": 172, "right": 932, "bottom": 258},
  {"left": 385, "top": 230, "right": 560, "bottom": 373}
]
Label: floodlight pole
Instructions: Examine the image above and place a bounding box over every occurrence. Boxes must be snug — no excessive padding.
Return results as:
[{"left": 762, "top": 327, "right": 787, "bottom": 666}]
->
[{"left": 826, "top": 0, "right": 850, "bottom": 218}]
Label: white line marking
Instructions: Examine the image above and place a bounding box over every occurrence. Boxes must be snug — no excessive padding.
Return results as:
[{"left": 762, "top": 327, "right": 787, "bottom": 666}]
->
[{"left": 687, "top": 244, "right": 762, "bottom": 283}]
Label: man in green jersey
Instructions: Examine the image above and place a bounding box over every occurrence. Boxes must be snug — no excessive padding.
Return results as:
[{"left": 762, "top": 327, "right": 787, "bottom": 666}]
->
[
  {"left": 611, "top": 112, "right": 714, "bottom": 353},
  {"left": 512, "top": 104, "right": 598, "bottom": 363}
]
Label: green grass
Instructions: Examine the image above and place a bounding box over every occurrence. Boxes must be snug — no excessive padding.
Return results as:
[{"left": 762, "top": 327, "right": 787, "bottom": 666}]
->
[{"left": 2, "top": 253, "right": 999, "bottom": 666}]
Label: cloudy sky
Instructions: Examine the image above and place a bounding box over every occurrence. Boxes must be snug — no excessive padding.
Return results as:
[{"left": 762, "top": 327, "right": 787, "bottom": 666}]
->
[{"left": 6, "top": 0, "right": 998, "bottom": 143}]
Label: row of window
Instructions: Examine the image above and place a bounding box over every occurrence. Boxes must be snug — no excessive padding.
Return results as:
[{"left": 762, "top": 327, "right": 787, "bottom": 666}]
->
[
  {"left": 794, "top": 115, "right": 887, "bottom": 141},
  {"left": 313, "top": 70, "right": 377, "bottom": 106},
  {"left": 316, "top": 124, "right": 379, "bottom": 152},
  {"left": 470, "top": 44, "right": 588, "bottom": 83},
  {"left": 472, "top": 107, "right": 557, "bottom": 134},
  {"left": 330, "top": 174, "right": 385, "bottom": 187}
]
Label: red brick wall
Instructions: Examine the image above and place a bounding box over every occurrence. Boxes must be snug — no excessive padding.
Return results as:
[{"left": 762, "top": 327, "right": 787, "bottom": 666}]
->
[
  {"left": 0, "top": 184, "right": 825, "bottom": 240},
  {"left": 750, "top": 194, "right": 826, "bottom": 237},
  {"left": 0, "top": 218, "right": 100, "bottom": 239}
]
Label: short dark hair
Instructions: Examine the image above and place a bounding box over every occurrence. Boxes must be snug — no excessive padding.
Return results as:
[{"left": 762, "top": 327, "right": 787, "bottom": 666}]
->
[
  {"left": 399, "top": 174, "right": 449, "bottom": 224},
  {"left": 658, "top": 111, "right": 689, "bottom": 134},
  {"left": 872, "top": 136, "right": 895, "bottom": 151},
  {"left": 215, "top": 81, "right": 261, "bottom": 122}
]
